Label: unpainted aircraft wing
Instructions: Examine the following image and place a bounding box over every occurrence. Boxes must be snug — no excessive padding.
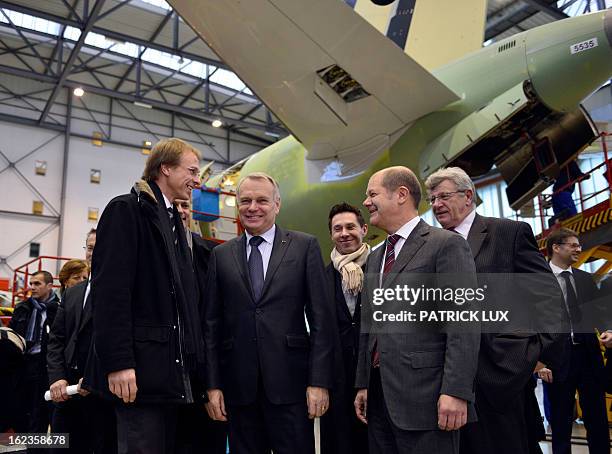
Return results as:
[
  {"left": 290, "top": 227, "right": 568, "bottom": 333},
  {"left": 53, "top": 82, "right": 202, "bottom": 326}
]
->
[{"left": 168, "top": 0, "right": 459, "bottom": 160}]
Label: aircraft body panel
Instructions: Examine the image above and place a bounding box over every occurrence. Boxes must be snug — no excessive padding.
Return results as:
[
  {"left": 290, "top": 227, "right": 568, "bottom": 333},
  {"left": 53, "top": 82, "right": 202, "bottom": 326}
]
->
[{"left": 167, "top": 1, "right": 612, "bottom": 253}]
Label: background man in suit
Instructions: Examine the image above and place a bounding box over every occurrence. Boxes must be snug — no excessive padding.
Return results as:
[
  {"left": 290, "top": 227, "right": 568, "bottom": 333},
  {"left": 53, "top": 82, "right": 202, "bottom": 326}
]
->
[
  {"left": 47, "top": 272, "right": 117, "bottom": 454},
  {"left": 320, "top": 202, "right": 370, "bottom": 454},
  {"left": 354, "top": 166, "right": 480, "bottom": 454},
  {"left": 83, "top": 138, "right": 205, "bottom": 454},
  {"left": 174, "top": 198, "right": 228, "bottom": 454},
  {"left": 539, "top": 228, "right": 609, "bottom": 454},
  {"left": 204, "top": 172, "right": 335, "bottom": 454},
  {"left": 84, "top": 228, "right": 96, "bottom": 267},
  {"left": 10, "top": 270, "right": 59, "bottom": 453},
  {"left": 424, "top": 166, "right": 566, "bottom": 454}
]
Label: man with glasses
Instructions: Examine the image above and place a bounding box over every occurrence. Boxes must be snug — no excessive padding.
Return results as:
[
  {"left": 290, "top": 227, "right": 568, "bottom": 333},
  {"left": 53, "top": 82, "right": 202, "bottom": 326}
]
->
[
  {"left": 425, "top": 167, "right": 566, "bottom": 454},
  {"left": 84, "top": 228, "right": 96, "bottom": 267},
  {"left": 82, "top": 138, "right": 205, "bottom": 453},
  {"left": 540, "top": 228, "right": 609, "bottom": 454}
]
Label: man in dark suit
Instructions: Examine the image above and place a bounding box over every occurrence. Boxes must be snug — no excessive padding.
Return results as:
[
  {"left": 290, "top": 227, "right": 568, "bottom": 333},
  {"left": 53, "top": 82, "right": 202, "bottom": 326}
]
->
[
  {"left": 82, "top": 138, "right": 205, "bottom": 454},
  {"left": 174, "top": 198, "right": 228, "bottom": 454},
  {"left": 320, "top": 202, "right": 369, "bottom": 454},
  {"left": 424, "top": 167, "right": 567, "bottom": 454},
  {"left": 47, "top": 278, "right": 116, "bottom": 454},
  {"left": 10, "top": 270, "right": 60, "bottom": 452},
  {"left": 355, "top": 166, "right": 480, "bottom": 454},
  {"left": 204, "top": 172, "right": 335, "bottom": 454},
  {"left": 540, "top": 228, "right": 609, "bottom": 454}
]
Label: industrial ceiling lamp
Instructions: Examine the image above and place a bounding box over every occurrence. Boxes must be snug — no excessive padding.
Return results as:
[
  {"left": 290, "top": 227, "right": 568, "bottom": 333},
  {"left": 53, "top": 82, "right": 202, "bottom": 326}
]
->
[
  {"left": 73, "top": 87, "right": 85, "bottom": 97},
  {"left": 211, "top": 119, "right": 223, "bottom": 128}
]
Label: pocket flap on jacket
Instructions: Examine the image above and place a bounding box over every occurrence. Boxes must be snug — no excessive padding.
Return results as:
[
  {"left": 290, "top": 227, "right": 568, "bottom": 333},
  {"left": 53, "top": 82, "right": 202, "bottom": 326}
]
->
[
  {"left": 410, "top": 351, "right": 445, "bottom": 368},
  {"left": 286, "top": 334, "right": 309, "bottom": 348},
  {"left": 133, "top": 326, "right": 169, "bottom": 343}
]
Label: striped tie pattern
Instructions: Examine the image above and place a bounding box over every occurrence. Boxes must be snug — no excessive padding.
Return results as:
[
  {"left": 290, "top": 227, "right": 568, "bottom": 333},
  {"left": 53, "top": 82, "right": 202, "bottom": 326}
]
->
[{"left": 372, "top": 233, "right": 401, "bottom": 368}]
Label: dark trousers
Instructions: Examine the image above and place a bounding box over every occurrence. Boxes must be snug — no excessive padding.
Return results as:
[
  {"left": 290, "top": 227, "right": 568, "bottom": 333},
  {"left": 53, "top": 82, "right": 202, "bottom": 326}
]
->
[
  {"left": 176, "top": 402, "right": 228, "bottom": 454},
  {"left": 544, "top": 344, "right": 610, "bottom": 454},
  {"left": 227, "top": 384, "right": 314, "bottom": 454},
  {"left": 368, "top": 368, "right": 459, "bottom": 454},
  {"left": 320, "top": 384, "right": 368, "bottom": 454},
  {"left": 115, "top": 403, "right": 179, "bottom": 454},
  {"left": 18, "top": 354, "right": 52, "bottom": 454},
  {"left": 51, "top": 394, "right": 117, "bottom": 454},
  {"left": 460, "top": 382, "right": 528, "bottom": 454}
]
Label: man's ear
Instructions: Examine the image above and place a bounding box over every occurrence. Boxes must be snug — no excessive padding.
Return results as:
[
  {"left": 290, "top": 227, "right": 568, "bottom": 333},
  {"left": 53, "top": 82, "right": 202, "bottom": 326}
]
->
[{"left": 160, "top": 164, "right": 171, "bottom": 177}]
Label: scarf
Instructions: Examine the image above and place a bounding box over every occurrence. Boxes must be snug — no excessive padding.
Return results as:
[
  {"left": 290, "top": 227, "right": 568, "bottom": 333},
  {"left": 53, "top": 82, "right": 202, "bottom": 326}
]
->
[
  {"left": 25, "top": 297, "right": 46, "bottom": 344},
  {"left": 331, "top": 243, "right": 371, "bottom": 296}
]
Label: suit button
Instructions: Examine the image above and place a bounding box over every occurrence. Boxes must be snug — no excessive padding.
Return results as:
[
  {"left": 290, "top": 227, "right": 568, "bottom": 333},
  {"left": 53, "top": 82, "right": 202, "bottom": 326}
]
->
[
  {"left": 181, "top": 395, "right": 185, "bottom": 399},
  {"left": 255, "top": 309, "right": 262, "bottom": 315},
  {"left": 175, "top": 359, "right": 180, "bottom": 364}
]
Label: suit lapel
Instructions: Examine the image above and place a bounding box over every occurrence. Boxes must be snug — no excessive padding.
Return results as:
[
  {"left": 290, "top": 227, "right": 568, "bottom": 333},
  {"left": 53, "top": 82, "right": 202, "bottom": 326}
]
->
[
  {"left": 260, "top": 227, "right": 291, "bottom": 301},
  {"left": 328, "top": 265, "right": 352, "bottom": 320},
  {"left": 231, "top": 234, "right": 254, "bottom": 301},
  {"left": 383, "top": 220, "right": 428, "bottom": 287},
  {"left": 467, "top": 213, "right": 487, "bottom": 259},
  {"left": 73, "top": 283, "right": 88, "bottom": 333}
]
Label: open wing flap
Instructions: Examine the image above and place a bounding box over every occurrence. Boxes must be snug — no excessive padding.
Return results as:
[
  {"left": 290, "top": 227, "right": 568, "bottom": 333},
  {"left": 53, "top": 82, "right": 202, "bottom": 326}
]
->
[{"left": 169, "top": 0, "right": 459, "bottom": 159}]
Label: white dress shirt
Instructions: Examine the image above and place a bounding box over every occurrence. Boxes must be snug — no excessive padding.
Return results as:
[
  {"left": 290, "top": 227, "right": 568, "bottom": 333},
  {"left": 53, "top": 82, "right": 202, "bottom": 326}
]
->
[
  {"left": 379, "top": 216, "right": 421, "bottom": 279},
  {"left": 453, "top": 209, "right": 477, "bottom": 240},
  {"left": 246, "top": 225, "right": 276, "bottom": 280}
]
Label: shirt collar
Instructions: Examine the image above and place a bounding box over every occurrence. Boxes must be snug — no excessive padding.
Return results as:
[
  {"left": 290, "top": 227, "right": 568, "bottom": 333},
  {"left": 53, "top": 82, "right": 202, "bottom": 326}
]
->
[
  {"left": 161, "top": 193, "right": 172, "bottom": 210},
  {"left": 246, "top": 224, "right": 276, "bottom": 245},
  {"left": 453, "top": 209, "right": 477, "bottom": 240},
  {"left": 393, "top": 216, "right": 421, "bottom": 240},
  {"left": 549, "top": 261, "right": 572, "bottom": 275}
]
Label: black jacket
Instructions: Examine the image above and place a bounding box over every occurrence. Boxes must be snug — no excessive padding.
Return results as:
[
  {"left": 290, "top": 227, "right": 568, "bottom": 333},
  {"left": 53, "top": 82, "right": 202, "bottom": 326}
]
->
[
  {"left": 47, "top": 280, "right": 91, "bottom": 385},
  {"left": 326, "top": 264, "right": 361, "bottom": 389},
  {"left": 205, "top": 226, "right": 335, "bottom": 406},
  {"left": 9, "top": 293, "right": 60, "bottom": 361},
  {"left": 83, "top": 180, "right": 203, "bottom": 404}
]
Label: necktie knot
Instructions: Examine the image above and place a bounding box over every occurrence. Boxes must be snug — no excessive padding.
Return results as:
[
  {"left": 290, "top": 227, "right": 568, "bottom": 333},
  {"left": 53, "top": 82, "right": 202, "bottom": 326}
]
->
[
  {"left": 387, "top": 234, "right": 400, "bottom": 246},
  {"left": 250, "top": 236, "right": 264, "bottom": 248},
  {"left": 560, "top": 270, "right": 572, "bottom": 279},
  {"left": 167, "top": 206, "right": 174, "bottom": 218}
]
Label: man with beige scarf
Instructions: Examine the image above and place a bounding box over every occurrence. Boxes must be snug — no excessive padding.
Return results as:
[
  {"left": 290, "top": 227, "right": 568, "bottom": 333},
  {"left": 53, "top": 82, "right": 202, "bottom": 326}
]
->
[{"left": 320, "top": 202, "right": 370, "bottom": 454}]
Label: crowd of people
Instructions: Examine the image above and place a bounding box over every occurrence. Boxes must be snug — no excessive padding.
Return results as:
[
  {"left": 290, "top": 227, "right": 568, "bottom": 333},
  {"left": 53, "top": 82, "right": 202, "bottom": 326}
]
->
[{"left": 2, "top": 137, "right": 611, "bottom": 454}]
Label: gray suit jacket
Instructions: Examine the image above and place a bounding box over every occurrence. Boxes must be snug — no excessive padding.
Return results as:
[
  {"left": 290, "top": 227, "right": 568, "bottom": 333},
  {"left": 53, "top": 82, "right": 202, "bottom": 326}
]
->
[{"left": 355, "top": 219, "right": 480, "bottom": 431}]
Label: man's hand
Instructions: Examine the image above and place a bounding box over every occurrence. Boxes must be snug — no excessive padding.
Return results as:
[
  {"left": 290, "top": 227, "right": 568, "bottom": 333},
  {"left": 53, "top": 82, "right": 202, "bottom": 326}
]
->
[
  {"left": 77, "top": 377, "right": 90, "bottom": 397},
  {"left": 437, "top": 394, "right": 467, "bottom": 431},
  {"left": 50, "top": 379, "right": 70, "bottom": 402},
  {"left": 306, "top": 386, "right": 329, "bottom": 419},
  {"left": 534, "top": 361, "right": 547, "bottom": 373},
  {"left": 354, "top": 389, "right": 368, "bottom": 424},
  {"left": 205, "top": 389, "right": 227, "bottom": 421},
  {"left": 108, "top": 368, "right": 137, "bottom": 403},
  {"left": 537, "top": 367, "right": 553, "bottom": 383},
  {"left": 600, "top": 331, "right": 612, "bottom": 348}
]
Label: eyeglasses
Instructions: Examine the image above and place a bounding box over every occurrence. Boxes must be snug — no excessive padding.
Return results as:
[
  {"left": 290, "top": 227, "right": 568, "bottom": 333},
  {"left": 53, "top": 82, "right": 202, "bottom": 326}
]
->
[
  {"left": 83, "top": 246, "right": 94, "bottom": 252},
  {"left": 428, "top": 191, "right": 466, "bottom": 205},
  {"left": 557, "top": 242, "right": 582, "bottom": 249}
]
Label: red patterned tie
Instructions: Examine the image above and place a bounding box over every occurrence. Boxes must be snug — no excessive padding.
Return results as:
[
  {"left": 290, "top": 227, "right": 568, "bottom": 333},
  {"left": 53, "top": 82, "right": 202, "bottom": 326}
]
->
[{"left": 372, "top": 234, "right": 401, "bottom": 368}]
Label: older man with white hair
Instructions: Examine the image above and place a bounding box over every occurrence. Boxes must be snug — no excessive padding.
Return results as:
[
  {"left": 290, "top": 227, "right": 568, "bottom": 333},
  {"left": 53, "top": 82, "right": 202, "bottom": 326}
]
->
[{"left": 424, "top": 167, "right": 567, "bottom": 454}]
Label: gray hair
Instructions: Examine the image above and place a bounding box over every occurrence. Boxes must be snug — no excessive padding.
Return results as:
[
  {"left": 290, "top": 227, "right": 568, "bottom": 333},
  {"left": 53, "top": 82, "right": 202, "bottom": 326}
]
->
[
  {"left": 424, "top": 167, "right": 476, "bottom": 207},
  {"left": 236, "top": 172, "right": 281, "bottom": 201}
]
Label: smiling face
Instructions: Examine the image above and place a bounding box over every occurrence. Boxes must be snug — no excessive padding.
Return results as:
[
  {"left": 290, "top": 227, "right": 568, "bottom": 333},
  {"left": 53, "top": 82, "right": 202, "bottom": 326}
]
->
[
  {"left": 363, "top": 172, "right": 397, "bottom": 233},
  {"left": 330, "top": 211, "right": 367, "bottom": 255},
  {"left": 161, "top": 151, "right": 201, "bottom": 202},
  {"left": 552, "top": 235, "right": 582, "bottom": 267},
  {"left": 175, "top": 198, "right": 191, "bottom": 228},
  {"left": 429, "top": 179, "right": 473, "bottom": 229},
  {"left": 237, "top": 177, "right": 280, "bottom": 236}
]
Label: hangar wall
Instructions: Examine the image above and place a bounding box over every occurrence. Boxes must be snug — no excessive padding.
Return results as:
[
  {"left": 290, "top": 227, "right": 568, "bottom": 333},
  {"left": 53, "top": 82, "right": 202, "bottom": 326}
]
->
[{"left": 0, "top": 75, "right": 265, "bottom": 280}]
